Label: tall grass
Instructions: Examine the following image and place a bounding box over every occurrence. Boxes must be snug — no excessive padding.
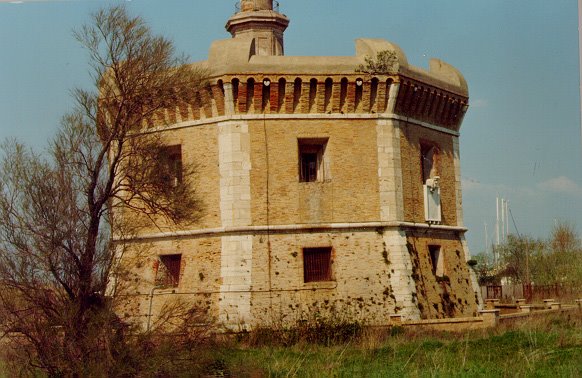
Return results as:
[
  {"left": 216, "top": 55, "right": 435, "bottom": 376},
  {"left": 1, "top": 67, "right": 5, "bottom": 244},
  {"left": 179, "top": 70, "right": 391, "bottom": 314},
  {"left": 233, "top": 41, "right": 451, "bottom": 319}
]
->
[
  {"left": 2, "top": 312, "right": 579, "bottom": 376},
  {"left": 219, "top": 312, "right": 582, "bottom": 377}
]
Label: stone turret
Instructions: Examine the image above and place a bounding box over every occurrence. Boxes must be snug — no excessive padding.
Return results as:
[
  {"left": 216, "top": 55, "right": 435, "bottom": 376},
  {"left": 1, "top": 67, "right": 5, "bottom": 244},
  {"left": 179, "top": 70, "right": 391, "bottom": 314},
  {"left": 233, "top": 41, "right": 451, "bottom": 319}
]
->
[
  {"left": 241, "top": 0, "right": 273, "bottom": 11},
  {"left": 226, "top": 0, "right": 289, "bottom": 56}
]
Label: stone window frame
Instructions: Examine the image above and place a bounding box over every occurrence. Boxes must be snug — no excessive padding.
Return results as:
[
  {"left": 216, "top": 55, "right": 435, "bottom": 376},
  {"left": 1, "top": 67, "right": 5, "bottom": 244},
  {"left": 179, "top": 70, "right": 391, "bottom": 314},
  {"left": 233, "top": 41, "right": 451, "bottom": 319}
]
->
[
  {"left": 428, "top": 245, "right": 445, "bottom": 278},
  {"left": 420, "top": 139, "right": 442, "bottom": 223},
  {"left": 302, "top": 247, "right": 333, "bottom": 283},
  {"left": 419, "top": 140, "right": 440, "bottom": 185},
  {"left": 298, "top": 138, "right": 329, "bottom": 183},
  {"left": 157, "top": 144, "right": 183, "bottom": 190}
]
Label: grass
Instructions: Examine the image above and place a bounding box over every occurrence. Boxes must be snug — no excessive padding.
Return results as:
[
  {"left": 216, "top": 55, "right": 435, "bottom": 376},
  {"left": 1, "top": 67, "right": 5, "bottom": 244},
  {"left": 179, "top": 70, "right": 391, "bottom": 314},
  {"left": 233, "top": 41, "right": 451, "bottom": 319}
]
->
[
  {"left": 211, "top": 312, "right": 582, "bottom": 377},
  {"left": 2, "top": 312, "right": 580, "bottom": 377}
]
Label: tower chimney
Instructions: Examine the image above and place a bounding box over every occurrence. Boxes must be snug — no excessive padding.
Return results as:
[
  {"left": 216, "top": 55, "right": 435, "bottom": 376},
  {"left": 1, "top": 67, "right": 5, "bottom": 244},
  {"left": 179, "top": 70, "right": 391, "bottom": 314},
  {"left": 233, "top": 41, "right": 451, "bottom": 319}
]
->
[{"left": 226, "top": 0, "right": 289, "bottom": 56}]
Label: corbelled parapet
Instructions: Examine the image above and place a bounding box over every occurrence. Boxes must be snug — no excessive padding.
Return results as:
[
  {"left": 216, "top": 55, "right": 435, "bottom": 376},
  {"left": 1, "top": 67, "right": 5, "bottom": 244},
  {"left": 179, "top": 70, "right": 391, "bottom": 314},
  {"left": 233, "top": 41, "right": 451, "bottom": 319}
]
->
[{"left": 147, "top": 37, "right": 468, "bottom": 133}]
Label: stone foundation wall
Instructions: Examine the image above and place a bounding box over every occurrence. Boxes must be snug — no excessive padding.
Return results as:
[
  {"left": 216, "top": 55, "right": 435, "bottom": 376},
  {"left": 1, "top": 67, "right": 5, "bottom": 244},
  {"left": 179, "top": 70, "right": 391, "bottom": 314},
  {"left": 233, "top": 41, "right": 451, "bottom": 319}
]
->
[
  {"left": 248, "top": 230, "right": 397, "bottom": 327},
  {"left": 114, "top": 237, "right": 222, "bottom": 329},
  {"left": 405, "top": 230, "right": 479, "bottom": 319}
]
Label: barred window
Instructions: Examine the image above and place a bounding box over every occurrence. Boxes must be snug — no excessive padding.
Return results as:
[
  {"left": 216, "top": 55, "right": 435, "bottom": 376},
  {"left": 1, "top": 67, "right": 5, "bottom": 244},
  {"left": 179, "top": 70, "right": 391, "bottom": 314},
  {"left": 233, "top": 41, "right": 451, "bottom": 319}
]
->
[
  {"left": 156, "top": 254, "right": 182, "bottom": 287},
  {"left": 303, "top": 247, "right": 332, "bottom": 283}
]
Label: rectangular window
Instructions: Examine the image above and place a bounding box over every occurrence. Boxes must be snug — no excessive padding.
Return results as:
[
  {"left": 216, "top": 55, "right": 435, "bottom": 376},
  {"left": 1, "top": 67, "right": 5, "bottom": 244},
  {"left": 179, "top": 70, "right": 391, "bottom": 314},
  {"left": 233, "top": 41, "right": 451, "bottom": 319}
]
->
[
  {"left": 299, "top": 139, "right": 328, "bottom": 182},
  {"left": 158, "top": 145, "right": 182, "bottom": 188},
  {"left": 303, "top": 247, "right": 332, "bottom": 282},
  {"left": 428, "top": 245, "right": 444, "bottom": 277},
  {"left": 420, "top": 142, "right": 437, "bottom": 184},
  {"left": 156, "top": 254, "right": 182, "bottom": 287},
  {"left": 421, "top": 141, "right": 441, "bottom": 223}
]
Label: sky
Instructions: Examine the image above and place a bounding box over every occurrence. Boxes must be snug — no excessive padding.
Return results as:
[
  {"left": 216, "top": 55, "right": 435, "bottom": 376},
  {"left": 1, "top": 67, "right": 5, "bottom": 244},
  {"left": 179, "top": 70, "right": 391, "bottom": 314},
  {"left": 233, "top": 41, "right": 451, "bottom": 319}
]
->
[{"left": 0, "top": 0, "right": 581, "bottom": 255}]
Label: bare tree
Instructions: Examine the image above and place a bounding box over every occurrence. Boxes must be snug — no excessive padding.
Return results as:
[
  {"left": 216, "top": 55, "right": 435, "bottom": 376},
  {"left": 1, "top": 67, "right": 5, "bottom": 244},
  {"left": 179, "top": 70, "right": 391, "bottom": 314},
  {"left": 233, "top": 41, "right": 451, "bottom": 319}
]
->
[
  {"left": 550, "top": 221, "right": 580, "bottom": 254},
  {"left": 0, "top": 6, "right": 206, "bottom": 375}
]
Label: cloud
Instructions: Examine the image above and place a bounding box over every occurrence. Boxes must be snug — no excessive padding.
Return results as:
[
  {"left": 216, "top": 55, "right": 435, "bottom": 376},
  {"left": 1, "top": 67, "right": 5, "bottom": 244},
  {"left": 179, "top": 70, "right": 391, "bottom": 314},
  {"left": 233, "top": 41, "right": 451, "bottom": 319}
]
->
[
  {"left": 463, "top": 176, "right": 582, "bottom": 199},
  {"left": 538, "top": 176, "right": 582, "bottom": 197},
  {"left": 461, "top": 177, "right": 537, "bottom": 197}
]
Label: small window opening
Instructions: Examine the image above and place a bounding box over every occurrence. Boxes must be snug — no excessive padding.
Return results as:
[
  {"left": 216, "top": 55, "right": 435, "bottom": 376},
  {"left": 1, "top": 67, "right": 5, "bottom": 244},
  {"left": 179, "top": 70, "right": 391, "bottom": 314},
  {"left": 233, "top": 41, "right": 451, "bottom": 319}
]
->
[
  {"left": 156, "top": 254, "right": 182, "bottom": 287},
  {"left": 298, "top": 139, "right": 327, "bottom": 182},
  {"left": 420, "top": 143, "right": 438, "bottom": 184},
  {"left": 428, "top": 245, "right": 444, "bottom": 277},
  {"left": 158, "top": 145, "right": 182, "bottom": 189},
  {"left": 303, "top": 247, "right": 332, "bottom": 283}
]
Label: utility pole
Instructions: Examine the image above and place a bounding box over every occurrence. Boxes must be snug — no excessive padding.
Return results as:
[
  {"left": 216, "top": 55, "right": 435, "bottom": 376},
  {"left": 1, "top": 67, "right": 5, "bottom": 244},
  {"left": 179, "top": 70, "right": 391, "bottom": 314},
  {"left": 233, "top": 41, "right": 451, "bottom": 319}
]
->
[
  {"left": 505, "top": 200, "right": 509, "bottom": 238},
  {"left": 496, "top": 197, "right": 500, "bottom": 244},
  {"left": 484, "top": 222, "right": 489, "bottom": 255}
]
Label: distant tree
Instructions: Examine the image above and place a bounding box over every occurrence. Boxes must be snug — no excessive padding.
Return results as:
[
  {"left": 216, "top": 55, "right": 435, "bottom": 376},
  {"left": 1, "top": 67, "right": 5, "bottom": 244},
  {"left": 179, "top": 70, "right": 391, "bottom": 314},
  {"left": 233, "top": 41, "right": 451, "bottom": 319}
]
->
[
  {"left": 472, "top": 252, "right": 498, "bottom": 286},
  {"left": 549, "top": 221, "right": 580, "bottom": 254},
  {"left": 495, "top": 224, "right": 582, "bottom": 288},
  {"left": 546, "top": 221, "right": 582, "bottom": 285},
  {"left": 496, "top": 235, "right": 545, "bottom": 284},
  {"left": 0, "top": 6, "right": 206, "bottom": 376}
]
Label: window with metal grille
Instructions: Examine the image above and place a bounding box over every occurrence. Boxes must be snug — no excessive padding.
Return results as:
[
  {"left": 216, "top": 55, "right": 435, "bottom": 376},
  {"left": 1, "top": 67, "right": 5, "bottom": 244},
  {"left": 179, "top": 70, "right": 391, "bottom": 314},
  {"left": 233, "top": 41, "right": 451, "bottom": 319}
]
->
[
  {"left": 156, "top": 254, "right": 182, "bottom": 287},
  {"left": 303, "top": 247, "right": 332, "bottom": 283},
  {"left": 158, "top": 145, "right": 182, "bottom": 189},
  {"left": 298, "top": 139, "right": 328, "bottom": 182}
]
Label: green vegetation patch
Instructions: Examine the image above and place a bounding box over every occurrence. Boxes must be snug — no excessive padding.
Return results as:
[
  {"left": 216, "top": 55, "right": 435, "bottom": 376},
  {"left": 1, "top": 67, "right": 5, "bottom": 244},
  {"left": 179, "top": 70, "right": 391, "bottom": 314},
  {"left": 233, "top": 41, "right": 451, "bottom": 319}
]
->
[{"left": 217, "top": 313, "right": 582, "bottom": 377}]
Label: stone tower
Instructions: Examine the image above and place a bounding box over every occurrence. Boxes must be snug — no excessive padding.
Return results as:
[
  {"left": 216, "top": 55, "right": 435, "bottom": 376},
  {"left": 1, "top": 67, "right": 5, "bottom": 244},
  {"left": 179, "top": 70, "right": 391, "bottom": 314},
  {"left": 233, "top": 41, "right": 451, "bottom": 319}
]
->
[
  {"left": 115, "top": 1, "right": 482, "bottom": 331},
  {"left": 226, "top": 0, "right": 289, "bottom": 56}
]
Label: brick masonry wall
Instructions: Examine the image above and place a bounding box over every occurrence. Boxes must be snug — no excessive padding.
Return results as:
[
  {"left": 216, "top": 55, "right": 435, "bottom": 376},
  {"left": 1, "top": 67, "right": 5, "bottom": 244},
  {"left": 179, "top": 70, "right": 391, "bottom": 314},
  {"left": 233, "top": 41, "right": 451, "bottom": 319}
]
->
[
  {"left": 114, "top": 236, "right": 222, "bottom": 330},
  {"left": 248, "top": 118, "right": 381, "bottom": 226},
  {"left": 121, "top": 123, "right": 222, "bottom": 232},
  {"left": 399, "top": 123, "right": 458, "bottom": 225}
]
